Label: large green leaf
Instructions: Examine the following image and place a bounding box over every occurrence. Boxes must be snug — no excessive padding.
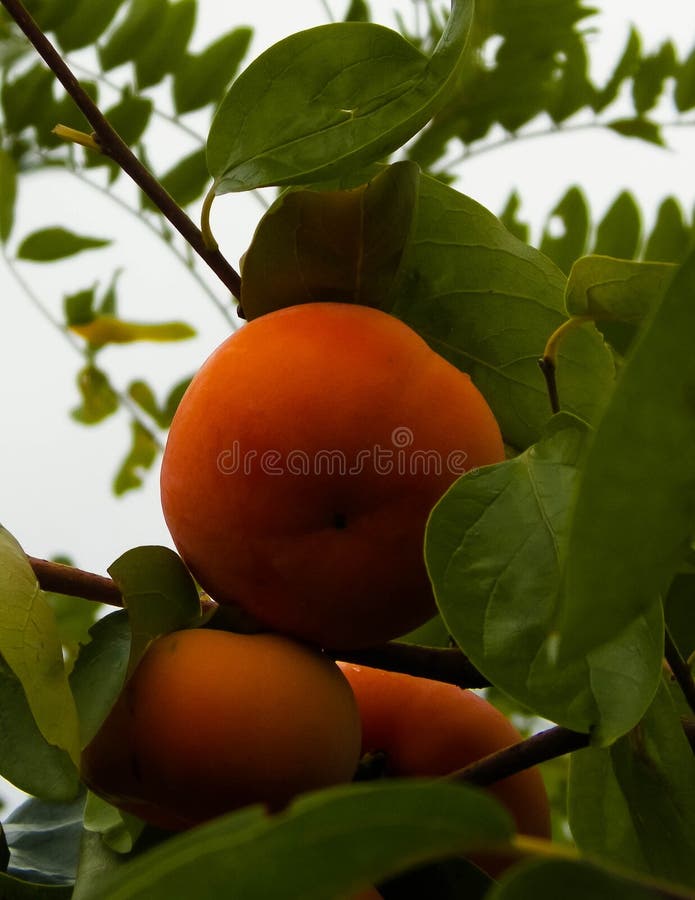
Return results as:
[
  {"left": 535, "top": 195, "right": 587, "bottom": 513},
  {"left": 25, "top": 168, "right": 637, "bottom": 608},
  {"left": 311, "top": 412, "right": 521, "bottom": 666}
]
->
[
  {"left": 0, "top": 527, "right": 80, "bottom": 766},
  {"left": 172, "top": 27, "right": 252, "bottom": 114},
  {"left": 207, "top": 0, "right": 474, "bottom": 192},
  {"left": 565, "top": 256, "right": 676, "bottom": 323},
  {"left": 0, "top": 148, "right": 17, "bottom": 242},
  {"left": 558, "top": 247, "right": 695, "bottom": 660},
  {"left": 426, "top": 414, "right": 663, "bottom": 744},
  {"left": 81, "top": 780, "right": 513, "bottom": 900},
  {"left": 390, "top": 174, "right": 614, "bottom": 452},
  {"left": 240, "top": 161, "right": 419, "bottom": 320},
  {"left": 0, "top": 653, "right": 79, "bottom": 801},
  {"left": 569, "top": 680, "right": 695, "bottom": 888}
]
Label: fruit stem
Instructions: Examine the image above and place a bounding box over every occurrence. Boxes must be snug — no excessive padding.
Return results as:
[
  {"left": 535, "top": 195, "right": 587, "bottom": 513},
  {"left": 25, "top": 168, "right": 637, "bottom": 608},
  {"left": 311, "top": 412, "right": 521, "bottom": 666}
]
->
[
  {"left": 52, "top": 124, "right": 101, "bottom": 152},
  {"left": 538, "top": 315, "right": 594, "bottom": 414}
]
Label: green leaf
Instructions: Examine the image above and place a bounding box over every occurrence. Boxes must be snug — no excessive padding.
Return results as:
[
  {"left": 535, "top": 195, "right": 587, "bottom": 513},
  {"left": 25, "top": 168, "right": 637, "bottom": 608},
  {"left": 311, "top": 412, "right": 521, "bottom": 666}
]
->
[
  {"left": 644, "top": 198, "right": 692, "bottom": 263},
  {"left": 0, "top": 653, "right": 79, "bottom": 801},
  {"left": 142, "top": 149, "right": 209, "bottom": 210},
  {"left": 82, "top": 793, "right": 143, "bottom": 855},
  {"left": 665, "top": 574, "right": 695, "bottom": 662},
  {"left": 98, "top": 0, "right": 167, "bottom": 71},
  {"left": 128, "top": 377, "right": 190, "bottom": 429},
  {"left": 607, "top": 118, "right": 664, "bottom": 147},
  {"left": 71, "top": 366, "right": 119, "bottom": 426},
  {"left": 0, "top": 526, "right": 81, "bottom": 767},
  {"left": 64, "top": 287, "right": 96, "bottom": 326},
  {"left": 426, "top": 413, "right": 663, "bottom": 743},
  {"left": 113, "top": 422, "right": 158, "bottom": 496},
  {"left": 498, "top": 191, "right": 530, "bottom": 244},
  {"left": 539, "top": 186, "right": 590, "bottom": 275},
  {"left": 69, "top": 316, "right": 195, "bottom": 348},
  {"left": 17, "top": 228, "right": 110, "bottom": 262},
  {"left": 240, "top": 161, "right": 419, "bottom": 320},
  {"left": 345, "top": 0, "right": 370, "bottom": 22},
  {"left": 592, "top": 191, "right": 642, "bottom": 260},
  {"left": 592, "top": 27, "right": 641, "bottom": 113},
  {"left": 633, "top": 41, "right": 678, "bottom": 114},
  {"left": 569, "top": 681, "right": 695, "bottom": 887},
  {"left": 391, "top": 174, "right": 614, "bottom": 452},
  {"left": 135, "top": 0, "right": 196, "bottom": 89},
  {"left": 558, "top": 247, "right": 695, "bottom": 661},
  {"left": 107, "top": 545, "right": 201, "bottom": 677},
  {"left": 549, "top": 34, "right": 593, "bottom": 123},
  {"left": 1, "top": 64, "right": 54, "bottom": 133},
  {"left": 565, "top": 256, "right": 676, "bottom": 323},
  {"left": 54, "top": 0, "right": 127, "bottom": 52},
  {"left": 70, "top": 611, "right": 131, "bottom": 749},
  {"left": 172, "top": 26, "right": 252, "bottom": 114},
  {"left": 44, "top": 589, "right": 100, "bottom": 671},
  {"left": 207, "top": 1, "right": 474, "bottom": 192},
  {"left": 45, "top": 81, "right": 99, "bottom": 150},
  {"left": 488, "top": 858, "right": 675, "bottom": 900},
  {"left": 82, "top": 780, "right": 513, "bottom": 900},
  {"left": 0, "top": 148, "right": 17, "bottom": 242},
  {"left": 675, "top": 45, "right": 695, "bottom": 112},
  {"left": 3, "top": 794, "right": 85, "bottom": 886}
]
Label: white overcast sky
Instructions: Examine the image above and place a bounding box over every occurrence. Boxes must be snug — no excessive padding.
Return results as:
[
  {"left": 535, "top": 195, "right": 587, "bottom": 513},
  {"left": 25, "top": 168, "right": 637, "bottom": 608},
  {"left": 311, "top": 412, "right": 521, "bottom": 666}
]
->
[{"left": 1, "top": 0, "right": 695, "bottom": 574}]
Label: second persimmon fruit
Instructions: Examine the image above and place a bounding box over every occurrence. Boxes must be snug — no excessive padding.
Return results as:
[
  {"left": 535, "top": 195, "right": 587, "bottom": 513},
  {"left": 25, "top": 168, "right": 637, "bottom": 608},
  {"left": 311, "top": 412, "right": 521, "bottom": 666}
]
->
[{"left": 161, "top": 302, "right": 504, "bottom": 648}]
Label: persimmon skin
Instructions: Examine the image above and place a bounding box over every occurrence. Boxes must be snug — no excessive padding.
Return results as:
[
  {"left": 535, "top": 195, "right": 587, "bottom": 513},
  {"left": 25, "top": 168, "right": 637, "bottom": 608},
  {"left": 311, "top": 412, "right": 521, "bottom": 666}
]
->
[
  {"left": 160, "top": 302, "right": 504, "bottom": 649},
  {"left": 81, "top": 629, "right": 361, "bottom": 830},
  {"left": 337, "top": 663, "right": 551, "bottom": 875}
]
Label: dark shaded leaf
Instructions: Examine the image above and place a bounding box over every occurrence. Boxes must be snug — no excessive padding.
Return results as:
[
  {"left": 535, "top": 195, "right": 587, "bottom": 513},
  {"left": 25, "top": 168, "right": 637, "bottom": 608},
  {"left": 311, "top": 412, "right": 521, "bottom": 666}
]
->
[
  {"left": 17, "top": 228, "right": 110, "bottom": 262},
  {"left": 675, "top": 45, "right": 695, "bottom": 112},
  {"left": 240, "top": 161, "right": 419, "bottom": 320},
  {"left": 344, "top": 0, "right": 370, "bottom": 22},
  {"left": 644, "top": 197, "right": 692, "bottom": 263},
  {"left": 592, "top": 191, "right": 642, "bottom": 260},
  {"left": 0, "top": 148, "right": 17, "bottom": 242},
  {"left": 81, "top": 781, "right": 513, "bottom": 900},
  {"left": 558, "top": 247, "right": 695, "bottom": 660},
  {"left": 135, "top": 0, "right": 196, "bottom": 89},
  {"left": 569, "top": 681, "right": 695, "bottom": 888},
  {"left": 592, "top": 27, "right": 640, "bottom": 113},
  {"left": 498, "top": 191, "right": 530, "bottom": 244},
  {"left": 549, "top": 33, "right": 594, "bottom": 123},
  {"left": 142, "top": 149, "right": 208, "bottom": 210},
  {"left": 172, "top": 26, "right": 252, "bottom": 114},
  {"left": 98, "top": 0, "right": 167, "bottom": 71},
  {"left": 54, "top": 0, "right": 127, "bottom": 52},
  {"left": 632, "top": 41, "right": 678, "bottom": 114},
  {"left": 607, "top": 118, "right": 664, "bottom": 146},
  {"left": 64, "top": 288, "right": 96, "bottom": 327},
  {"left": 103, "top": 91, "right": 153, "bottom": 147},
  {"left": 1, "top": 64, "right": 54, "bottom": 133},
  {"left": 539, "top": 186, "right": 590, "bottom": 275},
  {"left": 70, "top": 611, "right": 130, "bottom": 748}
]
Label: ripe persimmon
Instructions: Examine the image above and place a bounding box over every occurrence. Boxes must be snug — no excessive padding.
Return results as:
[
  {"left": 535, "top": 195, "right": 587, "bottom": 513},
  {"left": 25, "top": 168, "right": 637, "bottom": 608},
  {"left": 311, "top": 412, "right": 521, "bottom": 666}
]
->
[
  {"left": 337, "top": 663, "right": 551, "bottom": 876},
  {"left": 81, "top": 628, "right": 361, "bottom": 829},
  {"left": 160, "top": 302, "right": 504, "bottom": 649}
]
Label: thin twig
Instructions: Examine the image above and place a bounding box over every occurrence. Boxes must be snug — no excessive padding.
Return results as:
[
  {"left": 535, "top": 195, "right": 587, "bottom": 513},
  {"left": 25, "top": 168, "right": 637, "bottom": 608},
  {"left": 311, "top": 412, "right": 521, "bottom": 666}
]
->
[
  {"left": 453, "top": 725, "right": 589, "bottom": 786},
  {"left": 335, "top": 641, "right": 489, "bottom": 689},
  {"left": 28, "top": 556, "right": 123, "bottom": 606},
  {"left": 0, "top": 0, "right": 241, "bottom": 299},
  {"left": 665, "top": 629, "right": 695, "bottom": 717}
]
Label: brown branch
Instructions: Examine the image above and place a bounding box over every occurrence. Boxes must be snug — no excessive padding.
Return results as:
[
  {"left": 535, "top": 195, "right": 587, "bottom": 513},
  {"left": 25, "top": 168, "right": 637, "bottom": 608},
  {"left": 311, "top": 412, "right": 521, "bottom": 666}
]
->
[
  {"left": 538, "top": 356, "right": 561, "bottom": 415},
  {"left": 454, "top": 725, "right": 589, "bottom": 786},
  {"left": 28, "top": 556, "right": 122, "bottom": 606},
  {"left": 0, "top": 0, "right": 241, "bottom": 300},
  {"left": 333, "top": 642, "right": 490, "bottom": 689},
  {"left": 665, "top": 629, "right": 695, "bottom": 717}
]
